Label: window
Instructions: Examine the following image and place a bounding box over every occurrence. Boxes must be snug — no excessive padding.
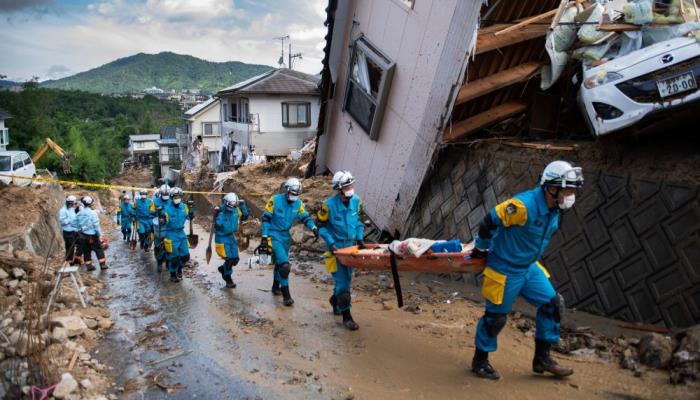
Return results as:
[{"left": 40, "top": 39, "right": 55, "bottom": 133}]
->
[
  {"left": 282, "top": 102, "right": 311, "bottom": 127},
  {"left": 0, "top": 156, "right": 10, "bottom": 171},
  {"left": 239, "top": 98, "right": 250, "bottom": 123},
  {"left": 12, "top": 156, "right": 23, "bottom": 171},
  {"left": 22, "top": 153, "right": 32, "bottom": 166},
  {"left": 230, "top": 102, "right": 238, "bottom": 122},
  {"left": 203, "top": 123, "right": 219, "bottom": 136},
  {"left": 167, "top": 147, "right": 180, "bottom": 161},
  {"left": 343, "top": 36, "right": 395, "bottom": 140},
  {"left": 135, "top": 141, "right": 144, "bottom": 149},
  {"left": 0, "top": 128, "right": 8, "bottom": 146}
]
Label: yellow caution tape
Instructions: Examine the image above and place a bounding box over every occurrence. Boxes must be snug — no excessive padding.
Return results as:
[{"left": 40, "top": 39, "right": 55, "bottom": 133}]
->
[{"left": 0, "top": 173, "right": 266, "bottom": 197}]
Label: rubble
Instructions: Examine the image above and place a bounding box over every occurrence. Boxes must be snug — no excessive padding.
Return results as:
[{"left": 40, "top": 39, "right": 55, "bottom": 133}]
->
[
  {"left": 54, "top": 372, "right": 79, "bottom": 399},
  {"left": 51, "top": 315, "right": 89, "bottom": 338},
  {"left": 638, "top": 333, "right": 675, "bottom": 369},
  {"left": 671, "top": 325, "right": 700, "bottom": 384}
]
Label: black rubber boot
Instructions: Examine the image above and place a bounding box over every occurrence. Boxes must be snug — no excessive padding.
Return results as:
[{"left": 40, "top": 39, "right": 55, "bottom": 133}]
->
[
  {"left": 224, "top": 276, "right": 236, "bottom": 288},
  {"left": 170, "top": 272, "right": 180, "bottom": 283},
  {"left": 271, "top": 280, "right": 282, "bottom": 296},
  {"left": 86, "top": 264, "right": 96, "bottom": 272},
  {"left": 218, "top": 265, "right": 225, "bottom": 277},
  {"left": 176, "top": 267, "right": 183, "bottom": 280},
  {"left": 329, "top": 295, "right": 340, "bottom": 315},
  {"left": 281, "top": 286, "right": 294, "bottom": 306},
  {"left": 99, "top": 263, "right": 109, "bottom": 270},
  {"left": 341, "top": 310, "right": 359, "bottom": 331},
  {"left": 533, "top": 340, "right": 573, "bottom": 377},
  {"left": 471, "top": 349, "right": 501, "bottom": 380}
]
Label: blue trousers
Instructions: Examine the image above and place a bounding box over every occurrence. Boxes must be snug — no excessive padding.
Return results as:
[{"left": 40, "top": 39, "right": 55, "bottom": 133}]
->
[
  {"left": 270, "top": 231, "right": 291, "bottom": 287},
  {"left": 165, "top": 232, "right": 190, "bottom": 273},
  {"left": 153, "top": 228, "right": 166, "bottom": 263},
  {"left": 332, "top": 260, "right": 353, "bottom": 313},
  {"left": 120, "top": 222, "right": 131, "bottom": 239},
  {"left": 475, "top": 262, "right": 558, "bottom": 352},
  {"left": 215, "top": 237, "right": 239, "bottom": 277}
]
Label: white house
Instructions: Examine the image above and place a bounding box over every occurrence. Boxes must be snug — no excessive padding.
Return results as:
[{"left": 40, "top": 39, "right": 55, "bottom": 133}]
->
[
  {"left": 183, "top": 98, "right": 221, "bottom": 170},
  {"left": 128, "top": 134, "right": 160, "bottom": 165},
  {"left": 0, "top": 111, "right": 10, "bottom": 152},
  {"left": 157, "top": 126, "right": 185, "bottom": 178},
  {"left": 216, "top": 68, "right": 320, "bottom": 167}
]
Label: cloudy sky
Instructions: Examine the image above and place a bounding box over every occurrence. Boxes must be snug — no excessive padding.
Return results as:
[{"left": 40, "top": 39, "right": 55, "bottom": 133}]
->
[{"left": 0, "top": 0, "right": 327, "bottom": 82}]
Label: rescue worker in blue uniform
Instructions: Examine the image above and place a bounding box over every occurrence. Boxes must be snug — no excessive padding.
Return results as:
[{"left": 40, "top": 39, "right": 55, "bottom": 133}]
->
[
  {"left": 116, "top": 193, "right": 134, "bottom": 241},
  {"left": 214, "top": 192, "right": 249, "bottom": 288},
  {"left": 159, "top": 187, "right": 194, "bottom": 283},
  {"left": 77, "top": 196, "right": 108, "bottom": 271},
  {"left": 317, "top": 171, "right": 364, "bottom": 331},
  {"left": 470, "top": 161, "right": 583, "bottom": 380},
  {"left": 59, "top": 195, "right": 80, "bottom": 264},
  {"left": 133, "top": 189, "right": 155, "bottom": 251},
  {"left": 151, "top": 185, "right": 170, "bottom": 272},
  {"left": 259, "top": 178, "right": 318, "bottom": 306}
]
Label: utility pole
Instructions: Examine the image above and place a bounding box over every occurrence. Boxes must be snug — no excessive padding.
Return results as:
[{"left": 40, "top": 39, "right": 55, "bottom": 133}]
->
[
  {"left": 273, "top": 35, "right": 290, "bottom": 68},
  {"left": 288, "top": 41, "right": 303, "bottom": 70}
]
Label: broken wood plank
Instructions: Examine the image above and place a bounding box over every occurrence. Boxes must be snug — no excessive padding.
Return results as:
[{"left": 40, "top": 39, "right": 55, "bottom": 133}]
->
[
  {"left": 494, "top": 8, "right": 559, "bottom": 36},
  {"left": 68, "top": 351, "right": 79, "bottom": 371},
  {"left": 596, "top": 23, "right": 641, "bottom": 32},
  {"left": 501, "top": 141, "right": 578, "bottom": 152},
  {"left": 456, "top": 62, "right": 542, "bottom": 105},
  {"left": 146, "top": 349, "right": 193, "bottom": 366},
  {"left": 619, "top": 322, "right": 672, "bottom": 335},
  {"left": 444, "top": 101, "right": 527, "bottom": 143},
  {"left": 476, "top": 24, "right": 549, "bottom": 55}
]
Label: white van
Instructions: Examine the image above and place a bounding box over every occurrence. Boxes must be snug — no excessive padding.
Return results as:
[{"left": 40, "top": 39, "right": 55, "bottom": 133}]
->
[{"left": 0, "top": 151, "right": 36, "bottom": 186}]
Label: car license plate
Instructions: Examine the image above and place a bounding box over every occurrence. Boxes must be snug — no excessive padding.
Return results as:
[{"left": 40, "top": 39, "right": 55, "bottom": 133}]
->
[{"left": 657, "top": 71, "right": 697, "bottom": 98}]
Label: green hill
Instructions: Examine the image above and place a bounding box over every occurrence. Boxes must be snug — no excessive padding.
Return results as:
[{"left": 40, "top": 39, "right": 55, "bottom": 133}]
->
[{"left": 41, "top": 52, "right": 273, "bottom": 94}]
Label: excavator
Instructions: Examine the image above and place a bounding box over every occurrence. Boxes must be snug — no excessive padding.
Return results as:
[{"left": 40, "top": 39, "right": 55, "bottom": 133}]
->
[{"left": 32, "top": 138, "right": 71, "bottom": 174}]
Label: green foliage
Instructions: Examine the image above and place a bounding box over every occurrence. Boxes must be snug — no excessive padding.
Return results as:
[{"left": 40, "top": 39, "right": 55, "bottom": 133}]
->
[
  {"left": 41, "top": 52, "right": 273, "bottom": 94},
  {"left": 0, "top": 87, "right": 182, "bottom": 182}
]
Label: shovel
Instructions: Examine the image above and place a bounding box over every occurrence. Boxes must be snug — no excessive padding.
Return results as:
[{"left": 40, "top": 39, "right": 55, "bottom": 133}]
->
[
  {"left": 186, "top": 196, "right": 199, "bottom": 249},
  {"left": 205, "top": 209, "right": 219, "bottom": 264},
  {"left": 130, "top": 221, "right": 138, "bottom": 250}
]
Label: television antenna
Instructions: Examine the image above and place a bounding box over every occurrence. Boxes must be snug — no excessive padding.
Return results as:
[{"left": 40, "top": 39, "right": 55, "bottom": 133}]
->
[{"left": 273, "top": 35, "right": 289, "bottom": 68}]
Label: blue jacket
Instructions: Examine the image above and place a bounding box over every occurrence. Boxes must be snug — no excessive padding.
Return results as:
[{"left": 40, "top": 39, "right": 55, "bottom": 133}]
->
[
  {"left": 215, "top": 203, "right": 249, "bottom": 240},
  {"left": 317, "top": 194, "right": 364, "bottom": 249},
  {"left": 59, "top": 206, "right": 77, "bottom": 232},
  {"left": 116, "top": 202, "right": 134, "bottom": 224},
  {"left": 475, "top": 187, "right": 560, "bottom": 272},
  {"left": 132, "top": 197, "right": 154, "bottom": 221},
  {"left": 261, "top": 193, "right": 315, "bottom": 236},
  {"left": 151, "top": 196, "right": 170, "bottom": 228},
  {"left": 162, "top": 201, "right": 192, "bottom": 235},
  {"left": 77, "top": 207, "right": 101, "bottom": 236}
]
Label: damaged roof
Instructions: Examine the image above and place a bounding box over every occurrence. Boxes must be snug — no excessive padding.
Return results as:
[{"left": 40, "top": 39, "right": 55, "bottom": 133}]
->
[
  {"left": 129, "top": 134, "right": 160, "bottom": 142},
  {"left": 217, "top": 68, "right": 320, "bottom": 96}
]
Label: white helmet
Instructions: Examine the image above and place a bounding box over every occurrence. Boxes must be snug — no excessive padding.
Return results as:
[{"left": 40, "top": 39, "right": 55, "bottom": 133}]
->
[
  {"left": 139, "top": 189, "right": 148, "bottom": 196},
  {"left": 66, "top": 195, "right": 77, "bottom": 203},
  {"left": 332, "top": 170, "right": 355, "bottom": 190},
  {"left": 170, "top": 187, "right": 184, "bottom": 197},
  {"left": 541, "top": 161, "right": 584, "bottom": 189},
  {"left": 82, "top": 196, "right": 94, "bottom": 206},
  {"left": 223, "top": 192, "right": 239, "bottom": 208},
  {"left": 284, "top": 178, "right": 303, "bottom": 196},
  {"left": 159, "top": 184, "right": 171, "bottom": 198},
  {"left": 122, "top": 194, "right": 131, "bottom": 201}
]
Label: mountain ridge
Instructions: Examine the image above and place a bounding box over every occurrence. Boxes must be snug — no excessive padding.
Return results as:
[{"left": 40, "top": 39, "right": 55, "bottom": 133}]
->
[{"left": 41, "top": 52, "right": 274, "bottom": 94}]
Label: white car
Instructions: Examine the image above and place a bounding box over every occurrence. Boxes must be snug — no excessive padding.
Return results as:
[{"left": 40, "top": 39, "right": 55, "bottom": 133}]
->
[
  {"left": 578, "top": 36, "right": 700, "bottom": 136},
  {"left": 0, "top": 151, "right": 36, "bottom": 186}
]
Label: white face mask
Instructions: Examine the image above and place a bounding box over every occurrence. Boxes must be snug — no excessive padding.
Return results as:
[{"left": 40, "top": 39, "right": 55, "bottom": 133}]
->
[
  {"left": 559, "top": 194, "right": 575, "bottom": 210},
  {"left": 161, "top": 195, "right": 170, "bottom": 200},
  {"left": 173, "top": 198, "right": 182, "bottom": 205},
  {"left": 343, "top": 189, "right": 354, "bottom": 198},
  {"left": 288, "top": 195, "right": 299, "bottom": 202},
  {"left": 140, "top": 195, "right": 147, "bottom": 200}
]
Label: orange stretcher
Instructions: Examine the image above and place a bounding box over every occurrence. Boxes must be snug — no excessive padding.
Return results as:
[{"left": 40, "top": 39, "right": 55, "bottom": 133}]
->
[
  {"left": 334, "top": 244, "right": 485, "bottom": 308},
  {"left": 334, "top": 244, "right": 485, "bottom": 274}
]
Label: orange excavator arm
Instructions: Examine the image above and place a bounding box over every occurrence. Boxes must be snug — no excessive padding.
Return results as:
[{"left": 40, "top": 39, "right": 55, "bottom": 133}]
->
[{"left": 32, "top": 138, "right": 71, "bottom": 174}]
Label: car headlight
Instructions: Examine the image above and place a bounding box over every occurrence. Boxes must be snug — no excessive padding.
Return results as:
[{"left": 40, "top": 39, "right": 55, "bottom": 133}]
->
[{"left": 584, "top": 71, "right": 624, "bottom": 89}]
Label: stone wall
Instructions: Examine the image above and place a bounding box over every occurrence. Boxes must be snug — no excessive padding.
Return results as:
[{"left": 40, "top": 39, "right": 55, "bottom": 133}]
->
[{"left": 404, "top": 145, "right": 700, "bottom": 328}]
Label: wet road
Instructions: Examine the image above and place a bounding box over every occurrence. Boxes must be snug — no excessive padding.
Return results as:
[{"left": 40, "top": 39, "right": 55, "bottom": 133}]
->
[{"left": 92, "top": 224, "right": 699, "bottom": 400}]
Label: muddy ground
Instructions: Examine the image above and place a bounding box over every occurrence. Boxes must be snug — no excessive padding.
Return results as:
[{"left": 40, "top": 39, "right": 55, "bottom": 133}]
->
[{"left": 91, "top": 220, "right": 699, "bottom": 399}]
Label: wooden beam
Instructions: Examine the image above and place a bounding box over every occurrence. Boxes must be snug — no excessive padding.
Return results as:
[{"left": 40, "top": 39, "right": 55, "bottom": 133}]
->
[
  {"left": 456, "top": 61, "right": 542, "bottom": 105},
  {"left": 444, "top": 101, "right": 527, "bottom": 143},
  {"left": 596, "top": 23, "right": 641, "bottom": 32},
  {"left": 476, "top": 24, "right": 548, "bottom": 55},
  {"left": 494, "top": 8, "right": 559, "bottom": 36}
]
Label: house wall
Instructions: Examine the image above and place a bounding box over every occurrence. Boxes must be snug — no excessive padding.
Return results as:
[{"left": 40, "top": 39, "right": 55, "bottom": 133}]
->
[
  {"left": 319, "top": 0, "right": 480, "bottom": 233},
  {"left": 0, "top": 119, "right": 5, "bottom": 130},
  {"left": 219, "top": 94, "right": 319, "bottom": 157},
  {"left": 187, "top": 101, "right": 221, "bottom": 169},
  {"left": 404, "top": 145, "right": 700, "bottom": 329}
]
